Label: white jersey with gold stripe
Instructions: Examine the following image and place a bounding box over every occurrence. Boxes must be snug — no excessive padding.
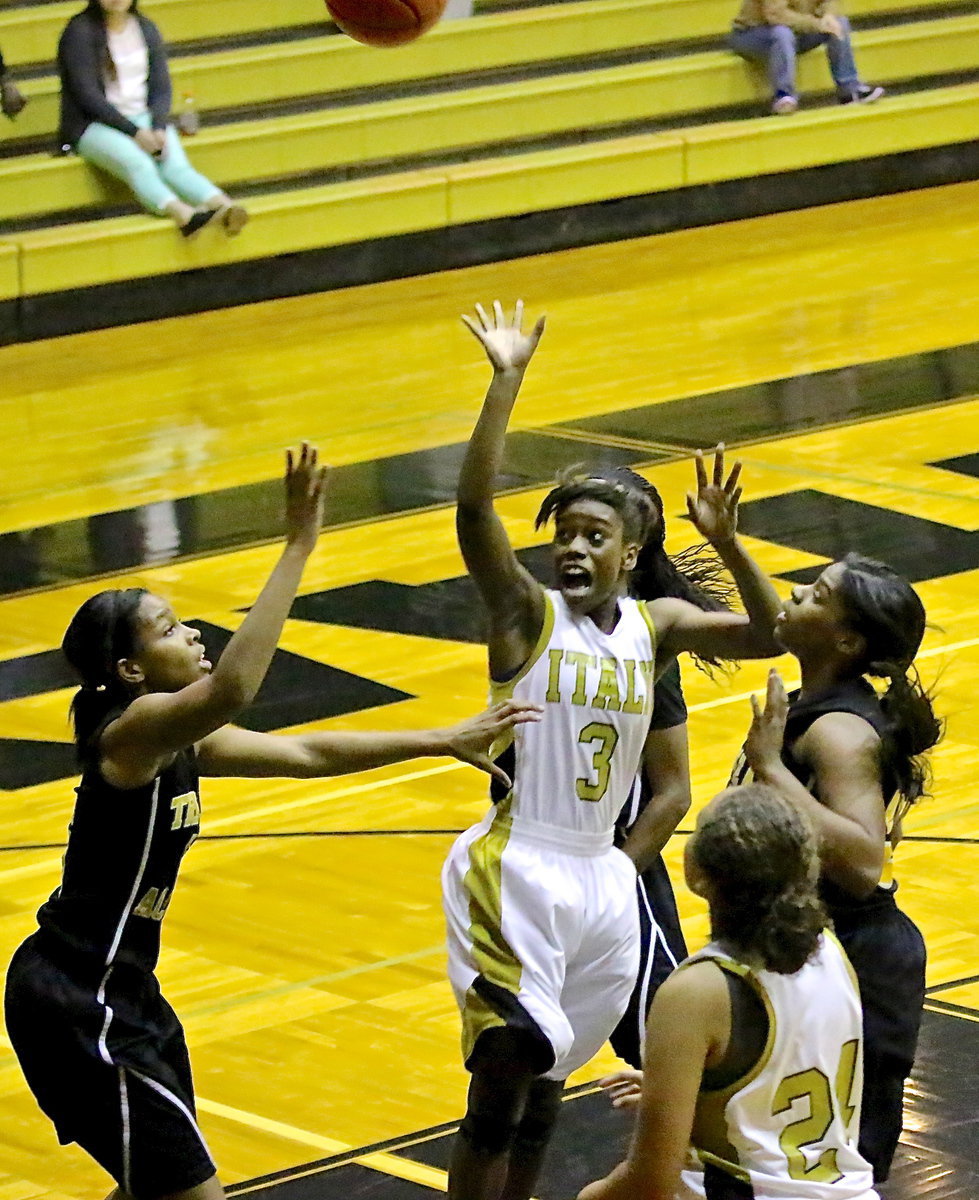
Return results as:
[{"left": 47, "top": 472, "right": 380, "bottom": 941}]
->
[
  {"left": 680, "top": 933, "right": 878, "bottom": 1199},
  {"left": 492, "top": 589, "right": 656, "bottom": 838}
]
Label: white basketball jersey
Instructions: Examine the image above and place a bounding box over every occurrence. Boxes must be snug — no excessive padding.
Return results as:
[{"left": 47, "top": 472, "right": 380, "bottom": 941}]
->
[
  {"left": 491, "top": 590, "right": 656, "bottom": 836},
  {"left": 679, "top": 933, "right": 878, "bottom": 1200}
]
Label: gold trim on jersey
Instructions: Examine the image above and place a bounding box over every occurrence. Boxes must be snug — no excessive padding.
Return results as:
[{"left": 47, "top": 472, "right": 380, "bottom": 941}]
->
[
  {"left": 460, "top": 797, "right": 520, "bottom": 1061},
  {"left": 636, "top": 599, "right": 658, "bottom": 662},
  {"left": 681, "top": 953, "right": 778, "bottom": 1181},
  {"left": 488, "top": 593, "right": 555, "bottom": 802},
  {"left": 490, "top": 590, "right": 556, "bottom": 701}
]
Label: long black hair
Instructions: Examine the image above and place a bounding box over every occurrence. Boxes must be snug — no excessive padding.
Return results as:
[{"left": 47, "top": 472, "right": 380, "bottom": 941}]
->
[
  {"left": 835, "top": 553, "right": 943, "bottom": 815},
  {"left": 693, "top": 783, "right": 826, "bottom": 974},
  {"left": 535, "top": 465, "right": 734, "bottom": 666},
  {"left": 62, "top": 587, "right": 148, "bottom": 764}
]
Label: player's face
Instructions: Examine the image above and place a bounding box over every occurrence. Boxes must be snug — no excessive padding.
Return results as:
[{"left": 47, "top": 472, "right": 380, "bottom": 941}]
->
[
  {"left": 551, "top": 499, "right": 638, "bottom": 614},
  {"left": 98, "top": 0, "right": 135, "bottom": 15},
  {"left": 125, "top": 593, "right": 212, "bottom": 692},
  {"left": 774, "top": 561, "right": 853, "bottom": 658}
]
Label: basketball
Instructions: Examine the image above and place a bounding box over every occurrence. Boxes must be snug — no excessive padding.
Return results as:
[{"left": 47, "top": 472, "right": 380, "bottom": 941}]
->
[{"left": 326, "top": 0, "right": 448, "bottom": 46}]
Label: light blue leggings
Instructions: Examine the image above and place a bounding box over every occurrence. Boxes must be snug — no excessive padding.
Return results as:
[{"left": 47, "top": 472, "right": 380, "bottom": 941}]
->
[{"left": 77, "top": 111, "right": 220, "bottom": 217}]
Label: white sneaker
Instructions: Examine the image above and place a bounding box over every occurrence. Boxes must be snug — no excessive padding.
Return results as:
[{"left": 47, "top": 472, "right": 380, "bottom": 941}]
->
[
  {"left": 772, "top": 94, "right": 799, "bottom": 114},
  {"left": 840, "top": 85, "right": 885, "bottom": 105}
]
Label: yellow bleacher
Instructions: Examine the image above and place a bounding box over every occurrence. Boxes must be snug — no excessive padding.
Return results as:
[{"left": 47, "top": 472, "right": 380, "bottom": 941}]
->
[{"left": 0, "top": 0, "right": 975, "bottom": 318}]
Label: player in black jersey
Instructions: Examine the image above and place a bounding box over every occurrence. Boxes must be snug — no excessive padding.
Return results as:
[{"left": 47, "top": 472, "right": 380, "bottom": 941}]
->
[
  {"left": 4, "top": 445, "right": 541, "bottom": 1200},
  {"left": 734, "top": 553, "right": 943, "bottom": 1182}
]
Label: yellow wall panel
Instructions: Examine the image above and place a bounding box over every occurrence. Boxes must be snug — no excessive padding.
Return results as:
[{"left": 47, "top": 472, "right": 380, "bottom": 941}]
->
[
  {"left": 683, "top": 82, "right": 979, "bottom": 185},
  {"left": 17, "top": 173, "right": 449, "bottom": 294},
  {"left": 0, "top": 242, "right": 19, "bottom": 302},
  {"left": 446, "top": 134, "right": 684, "bottom": 223}
]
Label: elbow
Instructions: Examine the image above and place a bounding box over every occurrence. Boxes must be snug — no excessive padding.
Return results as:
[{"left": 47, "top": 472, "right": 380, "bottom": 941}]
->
[
  {"left": 824, "top": 850, "right": 883, "bottom": 900},
  {"left": 850, "top": 862, "right": 883, "bottom": 899},
  {"left": 456, "top": 501, "right": 490, "bottom": 524},
  {"left": 667, "top": 788, "right": 692, "bottom": 828}
]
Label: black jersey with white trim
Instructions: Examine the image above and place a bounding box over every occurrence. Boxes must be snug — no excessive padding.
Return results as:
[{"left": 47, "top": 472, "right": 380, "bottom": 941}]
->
[{"left": 37, "top": 748, "right": 201, "bottom": 973}]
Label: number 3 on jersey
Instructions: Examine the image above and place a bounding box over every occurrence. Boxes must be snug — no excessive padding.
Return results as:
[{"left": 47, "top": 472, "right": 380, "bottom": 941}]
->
[{"left": 576, "top": 722, "right": 619, "bottom": 802}]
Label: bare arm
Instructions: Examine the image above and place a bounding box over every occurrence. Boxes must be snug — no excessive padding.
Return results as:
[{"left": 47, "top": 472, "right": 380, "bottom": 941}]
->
[
  {"left": 457, "top": 301, "right": 547, "bottom": 680},
  {"left": 744, "top": 670, "right": 887, "bottom": 897},
  {"left": 621, "top": 723, "right": 691, "bottom": 871},
  {"left": 195, "top": 699, "right": 542, "bottom": 787},
  {"left": 579, "top": 963, "right": 729, "bottom": 1200},
  {"left": 653, "top": 447, "right": 784, "bottom": 671},
  {"left": 101, "top": 447, "right": 326, "bottom": 787}
]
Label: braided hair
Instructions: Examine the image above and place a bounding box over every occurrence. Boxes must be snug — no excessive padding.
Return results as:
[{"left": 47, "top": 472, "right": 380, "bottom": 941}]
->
[
  {"left": 693, "top": 783, "right": 826, "bottom": 974},
  {"left": 62, "top": 588, "right": 148, "bottom": 764}
]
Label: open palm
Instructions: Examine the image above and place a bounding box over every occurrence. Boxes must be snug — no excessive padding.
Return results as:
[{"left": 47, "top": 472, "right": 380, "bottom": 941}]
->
[
  {"left": 462, "top": 300, "right": 545, "bottom": 373},
  {"left": 686, "top": 445, "right": 742, "bottom": 545}
]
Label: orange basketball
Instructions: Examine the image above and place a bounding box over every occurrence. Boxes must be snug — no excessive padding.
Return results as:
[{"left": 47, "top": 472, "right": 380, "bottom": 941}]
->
[{"left": 326, "top": 0, "right": 448, "bottom": 46}]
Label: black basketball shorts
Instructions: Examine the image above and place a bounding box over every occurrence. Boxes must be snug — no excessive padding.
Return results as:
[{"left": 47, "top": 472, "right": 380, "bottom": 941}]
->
[{"left": 4, "top": 933, "right": 216, "bottom": 1197}]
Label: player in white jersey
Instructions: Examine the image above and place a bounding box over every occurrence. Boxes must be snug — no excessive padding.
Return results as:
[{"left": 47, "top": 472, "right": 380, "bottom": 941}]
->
[
  {"left": 444, "top": 301, "right": 785, "bottom": 1200},
  {"left": 582, "top": 783, "right": 879, "bottom": 1200}
]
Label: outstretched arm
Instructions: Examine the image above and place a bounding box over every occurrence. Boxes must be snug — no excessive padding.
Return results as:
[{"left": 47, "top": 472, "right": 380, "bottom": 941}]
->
[
  {"left": 102, "top": 447, "right": 326, "bottom": 787},
  {"left": 196, "top": 699, "right": 542, "bottom": 788},
  {"left": 744, "top": 670, "right": 887, "bottom": 897},
  {"left": 457, "top": 300, "right": 548, "bottom": 680},
  {"left": 652, "top": 447, "right": 784, "bottom": 672}
]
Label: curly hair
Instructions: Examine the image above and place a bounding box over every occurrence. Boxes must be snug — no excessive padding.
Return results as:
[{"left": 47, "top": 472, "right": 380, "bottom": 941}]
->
[{"left": 692, "top": 784, "right": 827, "bottom": 974}]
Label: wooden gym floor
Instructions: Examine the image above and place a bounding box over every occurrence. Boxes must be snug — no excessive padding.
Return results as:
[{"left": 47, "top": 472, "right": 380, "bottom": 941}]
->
[{"left": 1, "top": 179, "right": 979, "bottom": 1198}]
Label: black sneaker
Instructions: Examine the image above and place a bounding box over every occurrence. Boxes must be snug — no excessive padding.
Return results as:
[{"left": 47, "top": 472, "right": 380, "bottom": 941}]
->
[
  {"left": 180, "top": 208, "right": 218, "bottom": 238},
  {"left": 839, "top": 84, "right": 885, "bottom": 105}
]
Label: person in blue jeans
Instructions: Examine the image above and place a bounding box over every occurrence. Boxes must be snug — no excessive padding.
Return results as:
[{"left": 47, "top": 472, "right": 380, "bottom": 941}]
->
[
  {"left": 730, "top": 0, "right": 884, "bottom": 115},
  {"left": 58, "top": 0, "right": 247, "bottom": 237}
]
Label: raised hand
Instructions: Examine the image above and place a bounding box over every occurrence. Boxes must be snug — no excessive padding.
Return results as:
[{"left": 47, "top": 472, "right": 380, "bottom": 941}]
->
[
  {"left": 284, "top": 443, "right": 328, "bottom": 556},
  {"left": 686, "top": 444, "right": 742, "bottom": 547},
  {"left": 461, "top": 300, "right": 545, "bottom": 375},
  {"left": 744, "top": 668, "right": 790, "bottom": 776},
  {"left": 444, "top": 699, "right": 543, "bottom": 786}
]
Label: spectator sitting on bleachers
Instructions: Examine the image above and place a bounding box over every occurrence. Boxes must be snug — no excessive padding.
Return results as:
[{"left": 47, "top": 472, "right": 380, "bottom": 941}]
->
[
  {"left": 1, "top": 46, "right": 29, "bottom": 120},
  {"left": 730, "top": 0, "right": 884, "bottom": 115},
  {"left": 58, "top": 0, "right": 247, "bottom": 238}
]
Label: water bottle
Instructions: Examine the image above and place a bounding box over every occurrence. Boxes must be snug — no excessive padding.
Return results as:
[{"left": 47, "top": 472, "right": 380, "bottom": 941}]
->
[{"left": 177, "top": 90, "right": 199, "bottom": 136}]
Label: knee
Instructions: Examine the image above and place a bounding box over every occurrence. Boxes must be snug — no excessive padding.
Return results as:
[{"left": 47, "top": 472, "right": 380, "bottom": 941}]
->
[
  {"left": 459, "top": 1108, "right": 521, "bottom": 1158},
  {"left": 513, "top": 1079, "right": 563, "bottom": 1152},
  {"left": 835, "top": 14, "right": 851, "bottom": 33},
  {"left": 771, "top": 24, "right": 795, "bottom": 49}
]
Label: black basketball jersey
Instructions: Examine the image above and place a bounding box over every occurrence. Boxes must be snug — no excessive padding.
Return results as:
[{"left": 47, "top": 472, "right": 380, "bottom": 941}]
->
[
  {"left": 37, "top": 744, "right": 201, "bottom": 974},
  {"left": 730, "top": 676, "right": 899, "bottom": 909},
  {"left": 616, "top": 661, "right": 687, "bottom": 836}
]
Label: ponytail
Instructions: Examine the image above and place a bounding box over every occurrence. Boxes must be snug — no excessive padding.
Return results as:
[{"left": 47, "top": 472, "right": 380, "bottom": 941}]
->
[
  {"left": 836, "top": 555, "right": 944, "bottom": 813},
  {"left": 866, "top": 659, "right": 943, "bottom": 816},
  {"left": 62, "top": 588, "right": 147, "bottom": 764}
]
